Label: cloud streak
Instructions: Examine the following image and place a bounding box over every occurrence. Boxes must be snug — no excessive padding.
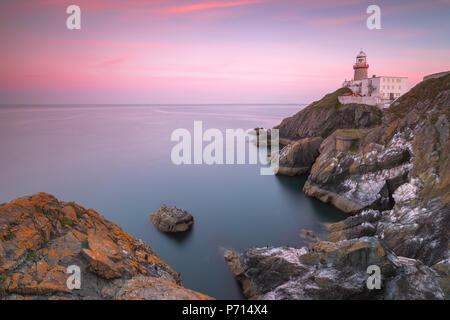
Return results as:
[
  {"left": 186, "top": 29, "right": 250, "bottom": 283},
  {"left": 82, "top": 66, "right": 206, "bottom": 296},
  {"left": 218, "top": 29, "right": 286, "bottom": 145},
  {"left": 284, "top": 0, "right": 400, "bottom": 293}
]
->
[{"left": 158, "top": 0, "right": 263, "bottom": 14}]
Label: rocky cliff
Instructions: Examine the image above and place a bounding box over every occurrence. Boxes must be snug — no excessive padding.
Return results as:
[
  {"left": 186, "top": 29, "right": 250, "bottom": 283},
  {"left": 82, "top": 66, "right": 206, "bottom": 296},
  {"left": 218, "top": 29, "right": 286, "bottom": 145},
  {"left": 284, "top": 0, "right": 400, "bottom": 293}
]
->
[
  {"left": 303, "top": 75, "right": 449, "bottom": 266},
  {"left": 226, "top": 74, "right": 449, "bottom": 300},
  {"left": 275, "top": 87, "right": 382, "bottom": 144},
  {"left": 0, "top": 193, "right": 212, "bottom": 300},
  {"left": 225, "top": 236, "right": 444, "bottom": 300},
  {"left": 275, "top": 87, "right": 382, "bottom": 174}
]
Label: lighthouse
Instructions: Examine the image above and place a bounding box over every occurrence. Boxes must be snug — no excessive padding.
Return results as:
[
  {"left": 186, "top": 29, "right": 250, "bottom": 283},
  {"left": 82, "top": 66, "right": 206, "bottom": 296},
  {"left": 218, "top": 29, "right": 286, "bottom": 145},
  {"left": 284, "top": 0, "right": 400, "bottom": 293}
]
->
[
  {"left": 353, "top": 50, "right": 369, "bottom": 80},
  {"left": 341, "top": 50, "right": 408, "bottom": 108}
]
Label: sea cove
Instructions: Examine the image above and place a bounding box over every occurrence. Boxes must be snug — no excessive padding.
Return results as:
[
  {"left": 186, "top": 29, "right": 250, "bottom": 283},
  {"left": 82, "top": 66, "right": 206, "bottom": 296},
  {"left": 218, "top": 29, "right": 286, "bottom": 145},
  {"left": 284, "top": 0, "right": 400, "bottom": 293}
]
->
[{"left": 0, "top": 104, "right": 347, "bottom": 299}]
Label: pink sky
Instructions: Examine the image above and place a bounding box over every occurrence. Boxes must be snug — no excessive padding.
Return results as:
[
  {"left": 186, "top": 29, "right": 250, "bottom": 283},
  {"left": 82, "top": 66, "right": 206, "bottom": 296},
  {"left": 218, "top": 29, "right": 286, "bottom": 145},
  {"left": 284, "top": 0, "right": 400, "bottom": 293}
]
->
[{"left": 0, "top": 0, "right": 449, "bottom": 104}]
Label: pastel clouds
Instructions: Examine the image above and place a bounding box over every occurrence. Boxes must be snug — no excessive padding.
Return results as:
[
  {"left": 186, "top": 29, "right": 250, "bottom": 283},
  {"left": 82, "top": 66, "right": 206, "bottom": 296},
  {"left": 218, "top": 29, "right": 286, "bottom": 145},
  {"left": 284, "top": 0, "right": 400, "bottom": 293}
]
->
[
  {"left": 0, "top": 0, "right": 448, "bottom": 104},
  {"left": 158, "top": 0, "right": 263, "bottom": 14}
]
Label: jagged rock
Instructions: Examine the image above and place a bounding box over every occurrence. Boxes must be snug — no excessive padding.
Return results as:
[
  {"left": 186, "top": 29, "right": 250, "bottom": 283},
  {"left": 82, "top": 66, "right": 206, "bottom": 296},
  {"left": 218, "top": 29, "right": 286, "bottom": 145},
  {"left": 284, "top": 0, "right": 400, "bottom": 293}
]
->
[
  {"left": 326, "top": 198, "right": 449, "bottom": 268},
  {"left": 376, "top": 199, "right": 449, "bottom": 266},
  {"left": 277, "top": 137, "right": 323, "bottom": 176},
  {"left": 299, "top": 229, "right": 318, "bottom": 242},
  {"left": 304, "top": 129, "right": 412, "bottom": 214},
  {"left": 0, "top": 193, "right": 209, "bottom": 300},
  {"left": 327, "top": 209, "right": 381, "bottom": 242},
  {"left": 432, "top": 259, "right": 450, "bottom": 299},
  {"left": 225, "top": 237, "right": 444, "bottom": 300},
  {"left": 150, "top": 206, "right": 194, "bottom": 233},
  {"left": 115, "top": 276, "right": 214, "bottom": 300},
  {"left": 80, "top": 232, "right": 135, "bottom": 279},
  {"left": 0, "top": 240, "right": 4, "bottom": 258}
]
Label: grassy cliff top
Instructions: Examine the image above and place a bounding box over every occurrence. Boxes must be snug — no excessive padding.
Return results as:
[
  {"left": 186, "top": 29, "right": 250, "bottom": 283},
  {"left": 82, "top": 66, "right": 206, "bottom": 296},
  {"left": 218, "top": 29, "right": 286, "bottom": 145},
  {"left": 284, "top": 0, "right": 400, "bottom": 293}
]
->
[
  {"left": 313, "top": 87, "right": 353, "bottom": 109},
  {"left": 388, "top": 73, "right": 450, "bottom": 119}
]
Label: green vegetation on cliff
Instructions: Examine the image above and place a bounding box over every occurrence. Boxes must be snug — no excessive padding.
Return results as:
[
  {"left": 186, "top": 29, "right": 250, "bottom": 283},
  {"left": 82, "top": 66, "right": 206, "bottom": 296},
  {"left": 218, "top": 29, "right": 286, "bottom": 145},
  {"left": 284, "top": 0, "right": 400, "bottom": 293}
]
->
[
  {"left": 388, "top": 73, "right": 450, "bottom": 119},
  {"left": 313, "top": 87, "right": 353, "bottom": 109}
]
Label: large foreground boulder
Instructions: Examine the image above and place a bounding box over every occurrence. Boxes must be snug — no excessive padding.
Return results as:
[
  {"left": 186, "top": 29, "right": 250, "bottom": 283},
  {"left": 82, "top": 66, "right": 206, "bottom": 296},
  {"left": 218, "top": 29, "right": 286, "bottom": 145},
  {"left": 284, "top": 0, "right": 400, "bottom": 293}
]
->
[
  {"left": 150, "top": 206, "right": 194, "bottom": 233},
  {"left": 0, "top": 193, "right": 211, "bottom": 300},
  {"left": 115, "top": 276, "right": 214, "bottom": 300}
]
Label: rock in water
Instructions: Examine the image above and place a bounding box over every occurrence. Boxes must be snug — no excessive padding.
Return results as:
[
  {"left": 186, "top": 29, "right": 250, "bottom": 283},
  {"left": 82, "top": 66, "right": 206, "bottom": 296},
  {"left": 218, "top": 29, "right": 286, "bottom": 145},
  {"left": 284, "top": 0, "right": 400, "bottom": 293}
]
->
[
  {"left": 0, "top": 193, "right": 211, "bottom": 300},
  {"left": 150, "top": 206, "right": 194, "bottom": 233}
]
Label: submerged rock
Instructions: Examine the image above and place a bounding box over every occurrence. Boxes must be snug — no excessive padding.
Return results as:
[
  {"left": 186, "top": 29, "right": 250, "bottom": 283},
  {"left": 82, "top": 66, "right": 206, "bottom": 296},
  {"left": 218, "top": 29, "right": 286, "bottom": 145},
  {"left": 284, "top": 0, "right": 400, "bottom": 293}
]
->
[
  {"left": 0, "top": 193, "right": 210, "bottom": 300},
  {"left": 150, "top": 206, "right": 194, "bottom": 233},
  {"left": 225, "top": 237, "right": 444, "bottom": 300}
]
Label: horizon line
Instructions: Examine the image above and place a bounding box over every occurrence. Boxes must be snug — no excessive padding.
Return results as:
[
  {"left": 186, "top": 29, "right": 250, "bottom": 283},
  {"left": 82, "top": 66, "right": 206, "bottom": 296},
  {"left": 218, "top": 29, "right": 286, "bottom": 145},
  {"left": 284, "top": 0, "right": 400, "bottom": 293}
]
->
[{"left": 0, "top": 103, "right": 309, "bottom": 107}]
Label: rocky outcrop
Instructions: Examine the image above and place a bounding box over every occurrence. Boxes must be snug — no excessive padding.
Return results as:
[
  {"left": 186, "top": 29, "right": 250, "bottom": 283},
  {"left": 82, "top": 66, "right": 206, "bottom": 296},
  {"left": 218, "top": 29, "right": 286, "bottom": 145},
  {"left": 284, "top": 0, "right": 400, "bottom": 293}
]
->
[
  {"left": 303, "top": 128, "right": 412, "bottom": 214},
  {"left": 115, "top": 276, "right": 213, "bottom": 300},
  {"left": 432, "top": 259, "right": 450, "bottom": 300},
  {"left": 274, "top": 87, "right": 382, "bottom": 142},
  {"left": 277, "top": 137, "right": 323, "bottom": 176},
  {"left": 0, "top": 193, "right": 211, "bottom": 300},
  {"left": 303, "top": 76, "right": 449, "bottom": 268},
  {"left": 230, "top": 74, "right": 450, "bottom": 300},
  {"left": 150, "top": 206, "right": 194, "bottom": 233},
  {"left": 274, "top": 88, "right": 382, "bottom": 176},
  {"left": 225, "top": 237, "right": 444, "bottom": 300},
  {"left": 298, "top": 75, "right": 450, "bottom": 298}
]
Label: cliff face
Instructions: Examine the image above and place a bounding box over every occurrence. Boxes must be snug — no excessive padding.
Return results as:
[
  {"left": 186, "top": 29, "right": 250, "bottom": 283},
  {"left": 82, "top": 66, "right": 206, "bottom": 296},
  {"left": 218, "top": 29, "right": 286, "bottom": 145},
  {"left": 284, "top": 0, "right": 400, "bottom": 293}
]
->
[
  {"left": 275, "top": 87, "right": 382, "bottom": 144},
  {"left": 275, "top": 87, "right": 382, "bottom": 175},
  {"left": 304, "top": 75, "right": 450, "bottom": 266},
  {"left": 0, "top": 193, "right": 212, "bottom": 300},
  {"left": 226, "top": 74, "right": 449, "bottom": 300}
]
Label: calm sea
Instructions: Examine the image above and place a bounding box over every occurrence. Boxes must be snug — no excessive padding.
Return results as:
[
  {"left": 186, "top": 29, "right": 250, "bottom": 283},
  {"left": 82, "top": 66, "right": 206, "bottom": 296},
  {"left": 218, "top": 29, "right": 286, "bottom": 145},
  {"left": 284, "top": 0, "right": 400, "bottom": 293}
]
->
[{"left": 0, "top": 104, "right": 347, "bottom": 299}]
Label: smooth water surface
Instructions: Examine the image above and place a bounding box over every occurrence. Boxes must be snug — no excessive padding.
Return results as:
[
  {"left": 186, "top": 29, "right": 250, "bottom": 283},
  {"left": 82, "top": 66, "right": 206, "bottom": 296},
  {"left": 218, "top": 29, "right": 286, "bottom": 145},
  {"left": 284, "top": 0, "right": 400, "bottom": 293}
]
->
[{"left": 0, "top": 104, "right": 347, "bottom": 299}]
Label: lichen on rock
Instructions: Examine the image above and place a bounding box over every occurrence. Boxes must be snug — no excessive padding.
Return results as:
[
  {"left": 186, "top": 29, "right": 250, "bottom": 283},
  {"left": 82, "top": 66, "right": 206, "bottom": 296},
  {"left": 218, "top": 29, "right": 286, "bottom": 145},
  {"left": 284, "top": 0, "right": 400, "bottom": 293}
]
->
[{"left": 0, "top": 193, "right": 209, "bottom": 300}]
